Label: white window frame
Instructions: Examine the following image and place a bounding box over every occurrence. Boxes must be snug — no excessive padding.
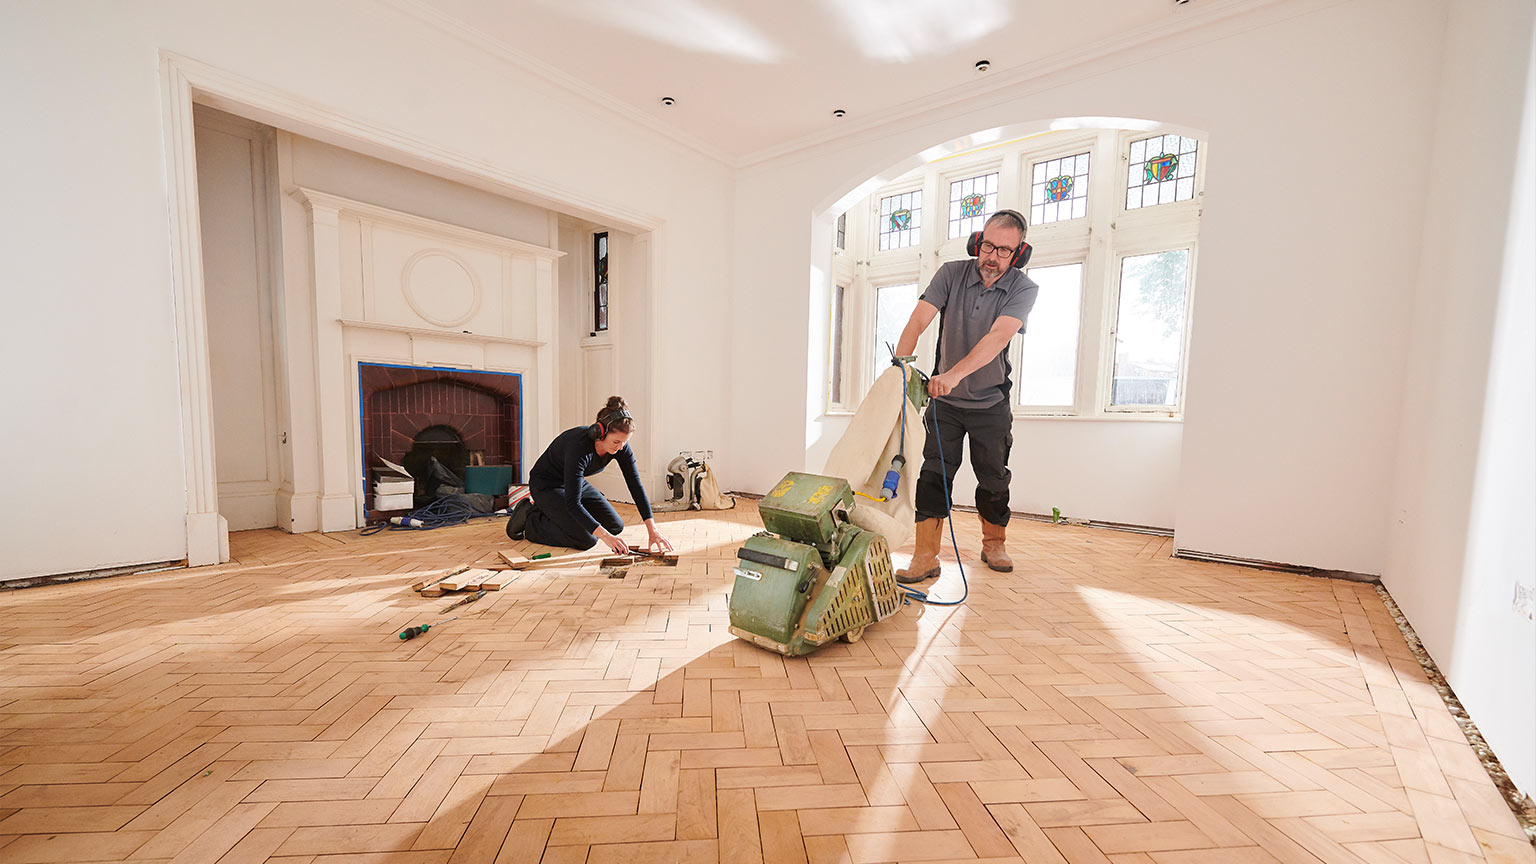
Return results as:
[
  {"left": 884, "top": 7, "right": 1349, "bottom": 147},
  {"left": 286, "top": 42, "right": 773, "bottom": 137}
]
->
[
  {"left": 825, "top": 126, "right": 1205, "bottom": 422},
  {"left": 1101, "top": 242, "right": 1200, "bottom": 415},
  {"left": 1115, "top": 130, "right": 1206, "bottom": 223},
  {"left": 1026, "top": 144, "right": 1095, "bottom": 230},
  {"left": 1007, "top": 257, "right": 1090, "bottom": 416},
  {"left": 866, "top": 277, "right": 926, "bottom": 392},
  {"left": 871, "top": 182, "right": 926, "bottom": 258},
  {"left": 827, "top": 281, "right": 851, "bottom": 411},
  {"left": 937, "top": 155, "right": 1007, "bottom": 253}
]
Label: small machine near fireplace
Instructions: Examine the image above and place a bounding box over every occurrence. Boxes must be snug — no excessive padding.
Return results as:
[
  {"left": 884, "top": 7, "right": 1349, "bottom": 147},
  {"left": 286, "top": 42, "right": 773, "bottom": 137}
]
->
[{"left": 358, "top": 362, "right": 523, "bottom": 518}]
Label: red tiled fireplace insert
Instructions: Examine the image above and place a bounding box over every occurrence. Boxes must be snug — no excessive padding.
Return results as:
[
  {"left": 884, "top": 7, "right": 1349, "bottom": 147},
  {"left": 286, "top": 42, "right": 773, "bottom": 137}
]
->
[{"left": 358, "top": 363, "right": 523, "bottom": 511}]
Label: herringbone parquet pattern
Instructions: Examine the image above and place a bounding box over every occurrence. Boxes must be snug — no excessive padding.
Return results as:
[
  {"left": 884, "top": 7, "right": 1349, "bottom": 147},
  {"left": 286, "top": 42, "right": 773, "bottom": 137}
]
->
[{"left": 1, "top": 502, "right": 1530, "bottom": 864}]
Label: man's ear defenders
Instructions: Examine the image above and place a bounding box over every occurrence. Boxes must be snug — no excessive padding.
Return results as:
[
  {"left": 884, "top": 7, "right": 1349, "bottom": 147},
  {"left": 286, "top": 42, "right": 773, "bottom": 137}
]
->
[{"left": 964, "top": 207, "right": 1038, "bottom": 267}]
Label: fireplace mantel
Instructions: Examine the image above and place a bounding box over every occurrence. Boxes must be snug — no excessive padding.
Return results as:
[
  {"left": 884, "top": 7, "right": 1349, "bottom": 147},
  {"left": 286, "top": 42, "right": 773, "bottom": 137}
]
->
[
  {"left": 288, "top": 187, "right": 563, "bottom": 532},
  {"left": 338, "top": 318, "right": 545, "bottom": 347}
]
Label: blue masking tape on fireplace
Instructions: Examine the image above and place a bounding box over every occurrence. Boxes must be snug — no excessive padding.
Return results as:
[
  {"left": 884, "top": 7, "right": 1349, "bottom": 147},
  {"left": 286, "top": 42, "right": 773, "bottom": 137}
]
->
[{"left": 464, "top": 465, "right": 516, "bottom": 496}]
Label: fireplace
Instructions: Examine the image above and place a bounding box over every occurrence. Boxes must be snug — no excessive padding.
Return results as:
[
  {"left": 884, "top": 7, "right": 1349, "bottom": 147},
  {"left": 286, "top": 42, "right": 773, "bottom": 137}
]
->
[{"left": 358, "top": 363, "right": 522, "bottom": 512}]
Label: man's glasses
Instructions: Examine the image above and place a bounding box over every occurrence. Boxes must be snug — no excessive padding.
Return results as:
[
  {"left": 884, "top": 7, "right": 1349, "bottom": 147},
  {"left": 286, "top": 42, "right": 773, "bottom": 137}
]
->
[{"left": 978, "top": 240, "right": 1016, "bottom": 259}]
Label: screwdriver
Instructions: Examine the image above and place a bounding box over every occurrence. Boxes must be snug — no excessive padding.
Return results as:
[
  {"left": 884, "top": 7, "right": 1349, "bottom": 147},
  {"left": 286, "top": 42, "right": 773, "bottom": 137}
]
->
[{"left": 399, "top": 615, "right": 457, "bottom": 640}]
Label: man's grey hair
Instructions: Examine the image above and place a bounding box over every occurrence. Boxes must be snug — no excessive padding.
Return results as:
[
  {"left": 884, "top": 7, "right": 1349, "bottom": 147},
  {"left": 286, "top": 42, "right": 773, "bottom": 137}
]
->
[{"left": 985, "top": 210, "right": 1028, "bottom": 238}]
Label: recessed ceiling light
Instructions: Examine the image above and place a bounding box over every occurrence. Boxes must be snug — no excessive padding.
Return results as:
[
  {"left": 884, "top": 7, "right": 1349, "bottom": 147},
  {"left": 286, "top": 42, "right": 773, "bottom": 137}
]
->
[
  {"left": 975, "top": 59, "right": 991, "bottom": 72},
  {"left": 832, "top": 108, "right": 847, "bottom": 118},
  {"left": 661, "top": 96, "right": 676, "bottom": 106}
]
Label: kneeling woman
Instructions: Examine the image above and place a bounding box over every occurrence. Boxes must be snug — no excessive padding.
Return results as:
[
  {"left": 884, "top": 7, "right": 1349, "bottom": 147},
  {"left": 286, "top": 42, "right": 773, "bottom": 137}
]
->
[{"left": 506, "top": 396, "right": 672, "bottom": 555}]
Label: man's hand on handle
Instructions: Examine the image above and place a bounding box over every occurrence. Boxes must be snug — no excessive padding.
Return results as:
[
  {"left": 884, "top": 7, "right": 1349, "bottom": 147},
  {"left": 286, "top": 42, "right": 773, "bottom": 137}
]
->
[{"left": 927, "top": 371, "right": 958, "bottom": 398}]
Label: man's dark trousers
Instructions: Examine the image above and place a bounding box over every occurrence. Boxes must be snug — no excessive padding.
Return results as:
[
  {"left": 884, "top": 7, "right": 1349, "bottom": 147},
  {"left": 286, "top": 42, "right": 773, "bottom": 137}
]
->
[{"left": 914, "top": 397, "right": 1013, "bottom": 525}]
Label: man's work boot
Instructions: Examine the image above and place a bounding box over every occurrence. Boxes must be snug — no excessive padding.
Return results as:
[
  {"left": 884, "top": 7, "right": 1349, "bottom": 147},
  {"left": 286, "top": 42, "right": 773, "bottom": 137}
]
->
[
  {"left": 980, "top": 518, "right": 1013, "bottom": 572},
  {"left": 896, "top": 518, "right": 945, "bottom": 584}
]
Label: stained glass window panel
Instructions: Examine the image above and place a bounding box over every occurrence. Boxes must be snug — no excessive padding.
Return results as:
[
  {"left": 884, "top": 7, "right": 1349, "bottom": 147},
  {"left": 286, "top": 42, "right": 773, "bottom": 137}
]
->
[
  {"left": 1030, "top": 152, "right": 1090, "bottom": 225},
  {"left": 1111, "top": 250, "right": 1190, "bottom": 407},
  {"left": 1013, "top": 263, "right": 1083, "bottom": 407},
  {"left": 835, "top": 212, "right": 846, "bottom": 251},
  {"left": 1126, "top": 134, "right": 1198, "bottom": 210},
  {"left": 873, "top": 283, "right": 918, "bottom": 373},
  {"left": 593, "top": 232, "right": 609, "bottom": 332},
  {"left": 878, "top": 190, "right": 921, "bottom": 251},
  {"left": 947, "top": 172, "right": 1000, "bottom": 239}
]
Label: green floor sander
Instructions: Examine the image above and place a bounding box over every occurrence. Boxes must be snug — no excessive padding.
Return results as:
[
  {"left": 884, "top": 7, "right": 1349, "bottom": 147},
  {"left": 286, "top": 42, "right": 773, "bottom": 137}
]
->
[{"left": 727, "top": 471, "right": 904, "bottom": 655}]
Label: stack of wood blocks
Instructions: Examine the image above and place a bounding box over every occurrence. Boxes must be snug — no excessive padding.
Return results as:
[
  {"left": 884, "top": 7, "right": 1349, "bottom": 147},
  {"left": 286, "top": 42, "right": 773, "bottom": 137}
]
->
[{"left": 411, "top": 565, "right": 512, "bottom": 597}]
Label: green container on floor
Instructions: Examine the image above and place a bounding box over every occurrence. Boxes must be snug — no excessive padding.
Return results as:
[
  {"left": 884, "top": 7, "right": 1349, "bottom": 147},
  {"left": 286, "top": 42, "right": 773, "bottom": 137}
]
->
[{"left": 464, "top": 465, "right": 516, "bottom": 496}]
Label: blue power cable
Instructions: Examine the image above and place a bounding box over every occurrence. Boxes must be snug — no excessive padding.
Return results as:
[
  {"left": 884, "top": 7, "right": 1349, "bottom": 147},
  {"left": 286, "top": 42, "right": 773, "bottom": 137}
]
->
[
  {"left": 892, "top": 357, "right": 968, "bottom": 608},
  {"left": 359, "top": 496, "right": 506, "bottom": 535}
]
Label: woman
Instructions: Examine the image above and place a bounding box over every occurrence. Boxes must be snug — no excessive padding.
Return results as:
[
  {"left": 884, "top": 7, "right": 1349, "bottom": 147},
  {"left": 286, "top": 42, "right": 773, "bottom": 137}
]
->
[{"left": 506, "top": 396, "right": 673, "bottom": 555}]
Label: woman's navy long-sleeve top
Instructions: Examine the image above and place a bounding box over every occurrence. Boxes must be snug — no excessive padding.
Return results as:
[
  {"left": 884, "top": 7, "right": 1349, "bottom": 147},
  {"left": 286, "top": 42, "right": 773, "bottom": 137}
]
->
[{"left": 528, "top": 426, "right": 654, "bottom": 532}]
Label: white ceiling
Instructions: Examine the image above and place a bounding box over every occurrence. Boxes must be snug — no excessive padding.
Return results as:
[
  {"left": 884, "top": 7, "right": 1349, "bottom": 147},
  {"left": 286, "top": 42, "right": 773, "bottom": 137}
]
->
[{"left": 405, "top": 0, "right": 1237, "bottom": 164}]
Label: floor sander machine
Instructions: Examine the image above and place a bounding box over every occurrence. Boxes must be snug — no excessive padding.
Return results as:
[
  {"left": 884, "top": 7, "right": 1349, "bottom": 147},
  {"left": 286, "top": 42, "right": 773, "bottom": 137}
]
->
[{"left": 727, "top": 359, "right": 931, "bottom": 656}]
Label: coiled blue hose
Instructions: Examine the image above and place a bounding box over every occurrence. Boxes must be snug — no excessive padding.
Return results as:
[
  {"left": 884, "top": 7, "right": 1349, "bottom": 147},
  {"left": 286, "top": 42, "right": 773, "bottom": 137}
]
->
[{"left": 359, "top": 495, "right": 505, "bottom": 535}]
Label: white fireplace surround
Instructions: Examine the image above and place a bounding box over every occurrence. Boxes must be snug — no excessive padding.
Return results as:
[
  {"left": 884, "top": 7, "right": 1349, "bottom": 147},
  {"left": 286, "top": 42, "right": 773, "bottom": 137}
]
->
[{"left": 291, "top": 188, "right": 563, "bottom": 535}]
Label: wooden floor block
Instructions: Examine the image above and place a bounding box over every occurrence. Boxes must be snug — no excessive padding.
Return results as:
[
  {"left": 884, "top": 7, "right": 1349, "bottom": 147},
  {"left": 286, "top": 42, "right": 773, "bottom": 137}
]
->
[{"left": 0, "top": 501, "right": 1524, "bottom": 864}]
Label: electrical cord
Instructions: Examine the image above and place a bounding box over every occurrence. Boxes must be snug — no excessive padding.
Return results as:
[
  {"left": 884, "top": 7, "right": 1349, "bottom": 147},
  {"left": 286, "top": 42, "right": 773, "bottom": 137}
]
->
[
  {"left": 360, "top": 496, "right": 507, "bottom": 535},
  {"left": 891, "top": 356, "right": 968, "bottom": 607}
]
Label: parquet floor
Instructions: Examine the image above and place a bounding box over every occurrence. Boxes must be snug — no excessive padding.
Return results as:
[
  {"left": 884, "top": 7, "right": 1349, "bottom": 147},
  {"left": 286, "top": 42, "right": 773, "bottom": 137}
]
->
[{"left": 1, "top": 502, "right": 1531, "bottom": 864}]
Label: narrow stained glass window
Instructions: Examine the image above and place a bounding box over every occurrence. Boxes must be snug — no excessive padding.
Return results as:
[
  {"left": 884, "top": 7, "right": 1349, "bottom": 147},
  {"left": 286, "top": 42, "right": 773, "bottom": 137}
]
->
[
  {"left": 1030, "top": 152, "right": 1090, "bottom": 225},
  {"left": 593, "top": 232, "right": 609, "bottom": 332},
  {"left": 835, "top": 212, "right": 846, "bottom": 251},
  {"left": 1126, "top": 134, "right": 1199, "bottom": 210},
  {"left": 878, "top": 190, "right": 921, "bottom": 251},
  {"left": 947, "top": 172, "right": 999, "bottom": 239},
  {"left": 830, "top": 284, "right": 846, "bottom": 404}
]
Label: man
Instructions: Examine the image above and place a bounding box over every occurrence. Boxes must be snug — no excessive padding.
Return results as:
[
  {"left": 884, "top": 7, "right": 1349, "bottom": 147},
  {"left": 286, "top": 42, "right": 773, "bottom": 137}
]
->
[{"left": 893, "top": 209, "right": 1038, "bottom": 583}]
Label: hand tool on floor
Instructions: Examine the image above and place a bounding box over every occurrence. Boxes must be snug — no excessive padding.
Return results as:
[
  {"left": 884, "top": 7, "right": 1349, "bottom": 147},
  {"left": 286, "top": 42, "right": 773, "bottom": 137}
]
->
[
  {"left": 399, "top": 616, "right": 457, "bottom": 640},
  {"left": 600, "top": 550, "right": 680, "bottom": 567},
  {"left": 441, "top": 588, "right": 486, "bottom": 613}
]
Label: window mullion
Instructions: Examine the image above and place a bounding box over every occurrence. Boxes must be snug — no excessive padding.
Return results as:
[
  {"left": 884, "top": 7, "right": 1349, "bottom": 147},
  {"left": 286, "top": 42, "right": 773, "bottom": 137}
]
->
[{"left": 1077, "top": 130, "right": 1119, "bottom": 416}]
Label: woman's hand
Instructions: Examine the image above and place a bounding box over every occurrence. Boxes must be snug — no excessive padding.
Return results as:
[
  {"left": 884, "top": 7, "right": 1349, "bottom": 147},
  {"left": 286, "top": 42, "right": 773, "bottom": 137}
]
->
[
  {"left": 643, "top": 518, "right": 674, "bottom": 555},
  {"left": 595, "top": 526, "right": 629, "bottom": 555}
]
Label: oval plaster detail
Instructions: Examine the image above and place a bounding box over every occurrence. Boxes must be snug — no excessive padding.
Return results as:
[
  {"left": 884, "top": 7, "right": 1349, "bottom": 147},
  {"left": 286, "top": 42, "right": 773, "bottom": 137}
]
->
[{"left": 402, "top": 249, "right": 482, "bottom": 328}]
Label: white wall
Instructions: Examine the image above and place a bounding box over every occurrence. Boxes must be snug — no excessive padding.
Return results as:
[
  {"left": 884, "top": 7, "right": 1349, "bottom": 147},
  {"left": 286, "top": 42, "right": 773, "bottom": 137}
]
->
[
  {"left": 1385, "top": 0, "right": 1536, "bottom": 797},
  {"left": 287, "top": 134, "right": 552, "bottom": 248},
  {"left": 732, "top": 0, "right": 1445, "bottom": 576},
  {"left": 810, "top": 413, "right": 1182, "bottom": 528},
  {"left": 0, "top": 0, "right": 731, "bottom": 581}
]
